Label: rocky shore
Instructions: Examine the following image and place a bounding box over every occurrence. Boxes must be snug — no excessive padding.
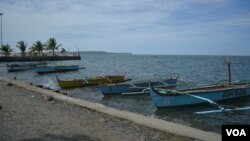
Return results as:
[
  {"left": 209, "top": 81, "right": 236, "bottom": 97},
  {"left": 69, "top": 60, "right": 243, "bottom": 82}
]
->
[{"left": 0, "top": 80, "right": 194, "bottom": 141}]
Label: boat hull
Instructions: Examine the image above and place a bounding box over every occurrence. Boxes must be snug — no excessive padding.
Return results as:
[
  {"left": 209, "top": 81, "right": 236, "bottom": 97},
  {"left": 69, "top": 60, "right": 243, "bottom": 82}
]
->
[
  {"left": 33, "top": 65, "right": 84, "bottom": 74},
  {"left": 57, "top": 75, "right": 125, "bottom": 88},
  {"left": 57, "top": 79, "right": 86, "bottom": 88},
  {"left": 6, "top": 62, "right": 46, "bottom": 72},
  {"left": 100, "top": 78, "right": 178, "bottom": 96},
  {"left": 150, "top": 84, "right": 250, "bottom": 108},
  {"left": 87, "top": 75, "right": 125, "bottom": 85},
  {"left": 7, "top": 65, "right": 32, "bottom": 72}
]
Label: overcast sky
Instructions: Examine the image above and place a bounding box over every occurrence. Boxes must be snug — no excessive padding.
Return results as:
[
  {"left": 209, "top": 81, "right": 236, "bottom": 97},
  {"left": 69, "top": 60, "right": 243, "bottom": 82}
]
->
[{"left": 0, "top": 0, "right": 250, "bottom": 55}]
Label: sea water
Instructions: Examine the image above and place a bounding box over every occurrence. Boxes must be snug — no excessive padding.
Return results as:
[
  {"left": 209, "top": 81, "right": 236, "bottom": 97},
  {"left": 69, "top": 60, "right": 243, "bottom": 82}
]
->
[{"left": 1, "top": 53, "right": 250, "bottom": 133}]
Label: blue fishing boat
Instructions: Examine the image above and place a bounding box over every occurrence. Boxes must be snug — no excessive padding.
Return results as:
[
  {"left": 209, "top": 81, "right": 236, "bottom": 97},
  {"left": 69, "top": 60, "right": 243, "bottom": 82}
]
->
[
  {"left": 99, "top": 75, "right": 181, "bottom": 96},
  {"left": 149, "top": 82, "right": 250, "bottom": 108},
  {"left": 6, "top": 62, "right": 47, "bottom": 72},
  {"left": 149, "top": 61, "right": 250, "bottom": 114},
  {"left": 33, "top": 65, "right": 85, "bottom": 74}
]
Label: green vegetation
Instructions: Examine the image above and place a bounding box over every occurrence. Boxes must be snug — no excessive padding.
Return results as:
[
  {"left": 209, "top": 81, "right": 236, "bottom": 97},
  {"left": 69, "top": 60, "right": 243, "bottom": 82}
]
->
[
  {"left": 61, "top": 48, "right": 66, "bottom": 53},
  {"left": 46, "top": 37, "right": 62, "bottom": 56},
  {"left": 1, "top": 37, "right": 64, "bottom": 57},
  {"left": 0, "top": 37, "right": 78, "bottom": 57},
  {"left": 16, "top": 41, "right": 27, "bottom": 56},
  {"left": 1, "top": 44, "right": 13, "bottom": 57},
  {"left": 31, "top": 41, "right": 44, "bottom": 56}
]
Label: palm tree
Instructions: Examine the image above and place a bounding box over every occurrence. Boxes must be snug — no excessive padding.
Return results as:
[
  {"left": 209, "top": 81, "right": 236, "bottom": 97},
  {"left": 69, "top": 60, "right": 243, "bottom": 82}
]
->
[
  {"left": 1, "top": 44, "right": 13, "bottom": 57},
  {"left": 60, "top": 48, "right": 67, "bottom": 56},
  {"left": 32, "top": 41, "right": 44, "bottom": 56},
  {"left": 46, "top": 37, "right": 62, "bottom": 56},
  {"left": 16, "top": 41, "right": 27, "bottom": 56},
  {"left": 61, "top": 48, "right": 66, "bottom": 53}
]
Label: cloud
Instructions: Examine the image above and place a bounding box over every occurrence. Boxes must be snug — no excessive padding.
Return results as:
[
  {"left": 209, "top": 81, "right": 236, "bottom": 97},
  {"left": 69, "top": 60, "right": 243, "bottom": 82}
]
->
[{"left": 0, "top": 0, "right": 250, "bottom": 55}]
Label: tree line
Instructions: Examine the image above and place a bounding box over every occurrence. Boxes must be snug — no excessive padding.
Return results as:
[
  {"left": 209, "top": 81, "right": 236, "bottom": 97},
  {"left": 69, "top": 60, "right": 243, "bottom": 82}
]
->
[{"left": 0, "top": 37, "right": 66, "bottom": 57}]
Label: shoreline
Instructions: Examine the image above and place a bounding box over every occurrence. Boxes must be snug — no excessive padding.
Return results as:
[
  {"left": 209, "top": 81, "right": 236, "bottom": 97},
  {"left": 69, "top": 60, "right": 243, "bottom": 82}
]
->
[{"left": 0, "top": 77, "right": 221, "bottom": 141}]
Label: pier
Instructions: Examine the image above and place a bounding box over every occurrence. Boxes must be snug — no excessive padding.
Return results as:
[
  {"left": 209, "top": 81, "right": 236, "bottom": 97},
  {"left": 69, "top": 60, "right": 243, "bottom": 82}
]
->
[{"left": 0, "top": 55, "right": 81, "bottom": 62}]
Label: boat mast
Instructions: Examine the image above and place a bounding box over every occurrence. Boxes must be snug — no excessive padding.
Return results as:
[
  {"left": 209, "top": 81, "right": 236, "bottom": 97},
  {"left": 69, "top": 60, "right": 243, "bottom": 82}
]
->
[
  {"left": 225, "top": 57, "right": 232, "bottom": 85},
  {"left": 227, "top": 62, "right": 231, "bottom": 85}
]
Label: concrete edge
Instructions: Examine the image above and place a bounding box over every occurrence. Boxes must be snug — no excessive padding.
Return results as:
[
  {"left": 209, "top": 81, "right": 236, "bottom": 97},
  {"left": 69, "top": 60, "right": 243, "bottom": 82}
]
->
[{"left": 0, "top": 76, "right": 221, "bottom": 141}]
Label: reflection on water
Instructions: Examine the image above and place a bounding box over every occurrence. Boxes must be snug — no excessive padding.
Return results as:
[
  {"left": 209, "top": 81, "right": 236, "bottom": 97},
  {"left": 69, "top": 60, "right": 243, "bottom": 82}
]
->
[{"left": 101, "top": 95, "right": 155, "bottom": 114}]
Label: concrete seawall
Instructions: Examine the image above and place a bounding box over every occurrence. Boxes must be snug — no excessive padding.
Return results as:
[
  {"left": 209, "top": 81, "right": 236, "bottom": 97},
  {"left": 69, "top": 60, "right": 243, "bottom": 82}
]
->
[
  {"left": 0, "top": 56, "right": 81, "bottom": 62},
  {"left": 0, "top": 76, "right": 221, "bottom": 141}
]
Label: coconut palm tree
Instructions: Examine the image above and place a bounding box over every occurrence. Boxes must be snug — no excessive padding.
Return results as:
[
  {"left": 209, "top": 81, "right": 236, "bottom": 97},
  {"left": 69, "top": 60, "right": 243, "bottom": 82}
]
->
[
  {"left": 60, "top": 48, "right": 67, "bottom": 56},
  {"left": 16, "top": 41, "right": 27, "bottom": 56},
  {"left": 46, "top": 37, "right": 62, "bottom": 56},
  {"left": 1, "top": 44, "right": 13, "bottom": 57},
  {"left": 61, "top": 48, "right": 66, "bottom": 53},
  {"left": 32, "top": 41, "right": 44, "bottom": 56}
]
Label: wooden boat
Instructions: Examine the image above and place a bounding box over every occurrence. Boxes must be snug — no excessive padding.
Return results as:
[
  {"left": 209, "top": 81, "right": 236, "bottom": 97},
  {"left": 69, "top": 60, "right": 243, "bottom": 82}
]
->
[
  {"left": 6, "top": 62, "right": 47, "bottom": 72},
  {"left": 149, "top": 62, "right": 250, "bottom": 114},
  {"left": 149, "top": 82, "right": 250, "bottom": 108},
  {"left": 87, "top": 75, "right": 125, "bottom": 85},
  {"left": 57, "top": 77, "right": 87, "bottom": 88},
  {"left": 99, "top": 75, "right": 180, "bottom": 96},
  {"left": 33, "top": 65, "right": 85, "bottom": 74},
  {"left": 56, "top": 75, "right": 126, "bottom": 88}
]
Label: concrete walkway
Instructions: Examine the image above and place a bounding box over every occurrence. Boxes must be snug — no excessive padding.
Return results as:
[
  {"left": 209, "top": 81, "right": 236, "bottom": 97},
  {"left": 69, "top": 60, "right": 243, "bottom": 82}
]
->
[{"left": 0, "top": 76, "right": 221, "bottom": 141}]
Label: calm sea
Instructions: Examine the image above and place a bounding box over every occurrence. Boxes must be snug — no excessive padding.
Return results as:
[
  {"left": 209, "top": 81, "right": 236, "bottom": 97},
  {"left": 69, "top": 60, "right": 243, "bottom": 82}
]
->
[{"left": 1, "top": 53, "right": 250, "bottom": 133}]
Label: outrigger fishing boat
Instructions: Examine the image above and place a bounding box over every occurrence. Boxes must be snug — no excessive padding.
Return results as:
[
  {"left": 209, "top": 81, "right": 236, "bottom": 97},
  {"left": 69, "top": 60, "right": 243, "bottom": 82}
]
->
[
  {"left": 87, "top": 75, "right": 126, "bottom": 85},
  {"left": 57, "top": 75, "right": 126, "bottom": 88},
  {"left": 57, "top": 77, "right": 87, "bottom": 88},
  {"left": 149, "top": 61, "right": 250, "bottom": 115},
  {"left": 6, "top": 62, "right": 47, "bottom": 72},
  {"left": 99, "top": 74, "right": 183, "bottom": 96},
  {"left": 150, "top": 82, "right": 250, "bottom": 107},
  {"left": 33, "top": 65, "right": 85, "bottom": 74}
]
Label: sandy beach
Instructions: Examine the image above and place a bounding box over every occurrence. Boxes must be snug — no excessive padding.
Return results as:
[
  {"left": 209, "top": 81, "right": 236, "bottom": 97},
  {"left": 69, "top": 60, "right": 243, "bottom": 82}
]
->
[{"left": 0, "top": 80, "right": 194, "bottom": 141}]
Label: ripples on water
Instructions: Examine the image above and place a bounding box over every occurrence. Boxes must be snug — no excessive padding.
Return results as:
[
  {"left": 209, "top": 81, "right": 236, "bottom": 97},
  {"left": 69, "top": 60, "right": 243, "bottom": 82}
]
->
[{"left": 1, "top": 53, "right": 250, "bottom": 133}]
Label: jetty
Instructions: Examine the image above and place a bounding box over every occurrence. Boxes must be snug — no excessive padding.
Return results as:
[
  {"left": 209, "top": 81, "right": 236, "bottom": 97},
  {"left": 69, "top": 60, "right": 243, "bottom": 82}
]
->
[{"left": 0, "top": 54, "right": 81, "bottom": 62}]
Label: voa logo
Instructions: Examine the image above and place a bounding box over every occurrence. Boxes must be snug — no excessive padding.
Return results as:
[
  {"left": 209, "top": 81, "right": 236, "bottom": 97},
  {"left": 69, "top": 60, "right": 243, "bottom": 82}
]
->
[{"left": 226, "top": 129, "right": 246, "bottom": 136}]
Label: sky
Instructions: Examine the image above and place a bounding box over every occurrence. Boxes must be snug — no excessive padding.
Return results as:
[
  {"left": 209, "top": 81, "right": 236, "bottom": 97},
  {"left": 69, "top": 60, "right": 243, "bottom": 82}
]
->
[{"left": 0, "top": 0, "right": 250, "bottom": 55}]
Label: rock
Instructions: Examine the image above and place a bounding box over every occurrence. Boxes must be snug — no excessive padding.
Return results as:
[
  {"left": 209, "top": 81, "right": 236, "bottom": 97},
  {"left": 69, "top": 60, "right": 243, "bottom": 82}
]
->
[
  {"left": 13, "top": 76, "right": 17, "bottom": 79},
  {"left": 43, "top": 95, "right": 54, "bottom": 101},
  {"left": 29, "top": 83, "right": 33, "bottom": 85},
  {"left": 7, "top": 83, "right": 13, "bottom": 86},
  {"left": 36, "top": 85, "right": 43, "bottom": 88},
  {"left": 62, "top": 92, "right": 68, "bottom": 95},
  {"left": 0, "top": 105, "right": 2, "bottom": 110},
  {"left": 43, "top": 86, "right": 51, "bottom": 90},
  {"left": 52, "top": 89, "right": 60, "bottom": 93}
]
